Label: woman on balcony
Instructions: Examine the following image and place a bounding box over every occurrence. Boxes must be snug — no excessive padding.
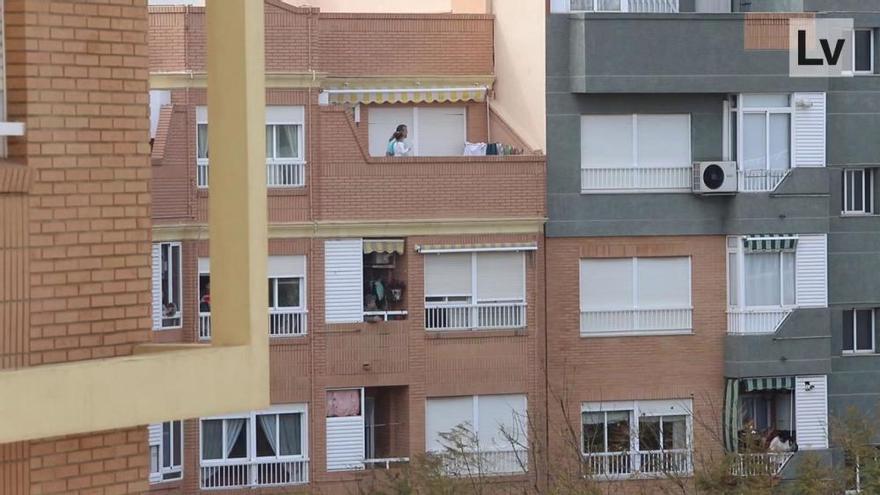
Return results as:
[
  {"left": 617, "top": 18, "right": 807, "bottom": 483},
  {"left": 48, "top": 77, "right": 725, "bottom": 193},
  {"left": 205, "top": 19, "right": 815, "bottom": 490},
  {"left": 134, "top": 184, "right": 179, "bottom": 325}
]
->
[{"left": 386, "top": 124, "right": 412, "bottom": 157}]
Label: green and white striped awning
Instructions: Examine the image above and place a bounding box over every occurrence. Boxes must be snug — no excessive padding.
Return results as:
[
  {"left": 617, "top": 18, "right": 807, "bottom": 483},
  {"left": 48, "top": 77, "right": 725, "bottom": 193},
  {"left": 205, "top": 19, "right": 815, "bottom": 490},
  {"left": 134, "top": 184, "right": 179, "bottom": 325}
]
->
[
  {"left": 320, "top": 85, "right": 488, "bottom": 106},
  {"left": 743, "top": 234, "right": 798, "bottom": 252},
  {"left": 415, "top": 242, "right": 537, "bottom": 254},
  {"left": 363, "top": 239, "right": 404, "bottom": 255},
  {"left": 743, "top": 376, "right": 795, "bottom": 392}
]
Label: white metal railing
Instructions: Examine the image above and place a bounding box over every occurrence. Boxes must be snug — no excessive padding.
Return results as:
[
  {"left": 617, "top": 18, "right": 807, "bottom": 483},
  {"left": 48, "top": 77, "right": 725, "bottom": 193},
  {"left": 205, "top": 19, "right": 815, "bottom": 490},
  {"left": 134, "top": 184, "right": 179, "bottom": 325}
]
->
[
  {"left": 581, "top": 167, "right": 691, "bottom": 193},
  {"left": 727, "top": 308, "right": 792, "bottom": 335},
  {"left": 199, "top": 312, "right": 211, "bottom": 340},
  {"left": 583, "top": 450, "right": 692, "bottom": 478},
  {"left": 266, "top": 160, "right": 305, "bottom": 188},
  {"left": 196, "top": 160, "right": 306, "bottom": 189},
  {"left": 269, "top": 309, "right": 307, "bottom": 337},
  {"left": 200, "top": 459, "right": 309, "bottom": 489},
  {"left": 197, "top": 158, "right": 209, "bottom": 188},
  {"left": 571, "top": 0, "right": 678, "bottom": 12},
  {"left": 439, "top": 450, "right": 528, "bottom": 476},
  {"left": 738, "top": 169, "right": 790, "bottom": 192},
  {"left": 424, "top": 302, "right": 526, "bottom": 331},
  {"left": 364, "top": 457, "right": 410, "bottom": 469},
  {"left": 364, "top": 310, "right": 408, "bottom": 322},
  {"left": 580, "top": 308, "right": 692, "bottom": 335},
  {"left": 731, "top": 453, "right": 793, "bottom": 477}
]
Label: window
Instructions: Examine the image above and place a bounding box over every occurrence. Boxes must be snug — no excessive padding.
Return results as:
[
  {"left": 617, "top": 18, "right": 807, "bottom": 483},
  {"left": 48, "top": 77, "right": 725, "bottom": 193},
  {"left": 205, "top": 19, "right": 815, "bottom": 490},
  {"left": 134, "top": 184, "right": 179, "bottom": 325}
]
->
[
  {"left": 727, "top": 237, "right": 795, "bottom": 308},
  {"left": 579, "top": 257, "right": 692, "bottom": 335},
  {"left": 581, "top": 400, "right": 692, "bottom": 477},
  {"left": 200, "top": 406, "right": 308, "bottom": 489},
  {"left": 733, "top": 94, "right": 791, "bottom": 173},
  {"left": 854, "top": 29, "right": 874, "bottom": 74},
  {"left": 580, "top": 114, "right": 691, "bottom": 192},
  {"left": 152, "top": 242, "right": 182, "bottom": 329},
  {"left": 267, "top": 256, "right": 307, "bottom": 336},
  {"left": 843, "top": 168, "right": 875, "bottom": 215},
  {"left": 367, "top": 106, "right": 466, "bottom": 157},
  {"left": 423, "top": 251, "right": 526, "bottom": 330},
  {"left": 425, "top": 394, "right": 528, "bottom": 475},
  {"left": 363, "top": 239, "right": 408, "bottom": 321},
  {"left": 843, "top": 309, "right": 875, "bottom": 354},
  {"left": 265, "top": 124, "right": 302, "bottom": 161},
  {"left": 149, "top": 421, "right": 182, "bottom": 483}
]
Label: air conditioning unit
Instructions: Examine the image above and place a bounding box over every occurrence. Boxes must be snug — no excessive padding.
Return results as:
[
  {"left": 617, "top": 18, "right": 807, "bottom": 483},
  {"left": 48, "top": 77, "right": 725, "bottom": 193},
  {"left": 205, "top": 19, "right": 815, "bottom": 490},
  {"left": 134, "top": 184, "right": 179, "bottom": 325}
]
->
[{"left": 692, "top": 161, "right": 737, "bottom": 194}]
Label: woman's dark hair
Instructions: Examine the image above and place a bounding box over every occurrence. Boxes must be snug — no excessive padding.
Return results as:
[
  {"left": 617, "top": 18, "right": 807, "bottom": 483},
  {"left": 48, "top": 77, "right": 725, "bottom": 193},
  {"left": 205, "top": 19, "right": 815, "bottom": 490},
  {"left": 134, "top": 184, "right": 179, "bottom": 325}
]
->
[{"left": 390, "top": 124, "right": 407, "bottom": 142}]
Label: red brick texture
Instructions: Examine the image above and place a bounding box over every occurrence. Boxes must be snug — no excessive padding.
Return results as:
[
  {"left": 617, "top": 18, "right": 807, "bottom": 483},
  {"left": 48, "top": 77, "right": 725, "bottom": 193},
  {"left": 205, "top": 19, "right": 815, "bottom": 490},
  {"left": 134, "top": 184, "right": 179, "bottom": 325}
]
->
[{"left": 0, "top": 0, "right": 153, "bottom": 493}]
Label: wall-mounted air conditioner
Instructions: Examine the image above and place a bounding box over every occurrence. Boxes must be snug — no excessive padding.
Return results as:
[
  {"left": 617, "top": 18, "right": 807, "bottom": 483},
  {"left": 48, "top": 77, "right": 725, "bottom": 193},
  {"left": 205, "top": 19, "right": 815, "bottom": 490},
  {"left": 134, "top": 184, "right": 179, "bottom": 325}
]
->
[{"left": 693, "top": 161, "right": 737, "bottom": 194}]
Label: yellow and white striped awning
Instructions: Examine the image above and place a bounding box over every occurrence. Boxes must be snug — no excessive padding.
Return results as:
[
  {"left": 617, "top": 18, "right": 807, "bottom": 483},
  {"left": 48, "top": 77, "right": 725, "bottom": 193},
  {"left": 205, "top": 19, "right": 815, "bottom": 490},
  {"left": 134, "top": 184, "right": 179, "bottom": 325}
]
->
[
  {"left": 415, "top": 242, "right": 537, "bottom": 254},
  {"left": 363, "top": 239, "right": 405, "bottom": 255},
  {"left": 320, "top": 85, "right": 489, "bottom": 106}
]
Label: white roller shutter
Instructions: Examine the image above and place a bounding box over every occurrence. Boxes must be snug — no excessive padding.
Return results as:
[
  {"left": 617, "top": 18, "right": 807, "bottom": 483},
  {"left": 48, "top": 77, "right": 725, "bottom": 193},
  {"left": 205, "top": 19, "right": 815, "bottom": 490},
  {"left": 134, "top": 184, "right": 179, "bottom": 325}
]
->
[
  {"left": 581, "top": 115, "right": 633, "bottom": 169},
  {"left": 151, "top": 244, "right": 162, "bottom": 330},
  {"left": 266, "top": 105, "right": 304, "bottom": 124},
  {"left": 424, "top": 253, "right": 472, "bottom": 297},
  {"left": 197, "top": 257, "right": 210, "bottom": 274},
  {"left": 476, "top": 253, "right": 524, "bottom": 302},
  {"left": 426, "top": 396, "right": 474, "bottom": 452},
  {"left": 325, "top": 415, "right": 365, "bottom": 471},
  {"left": 148, "top": 423, "right": 162, "bottom": 483},
  {"left": 268, "top": 255, "right": 306, "bottom": 278},
  {"left": 368, "top": 107, "right": 413, "bottom": 157},
  {"left": 795, "top": 375, "right": 828, "bottom": 449},
  {"left": 418, "top": 107, "right": 466, "bottom": 157},
  {"left": 477, "top": 394, "right": 527, "bottom": 450},
  {"left": 580, "top": 258, "right": 633, "bottom": 310},
  {"left": 793, "top": 92, "right": 826, "bottom": 168},
  {"left": 796, "top": 234, "right": 827, "bottom": 308},
  {"left": 324, "top": 239, "right": 363, "bottom": 323}
]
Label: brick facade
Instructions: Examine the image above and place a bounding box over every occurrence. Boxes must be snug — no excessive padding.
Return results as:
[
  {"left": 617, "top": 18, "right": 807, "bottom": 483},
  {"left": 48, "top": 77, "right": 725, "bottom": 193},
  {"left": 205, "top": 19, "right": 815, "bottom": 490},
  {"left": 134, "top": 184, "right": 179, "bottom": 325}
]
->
[{"left": 0, "top": 0, "right": 153, "bottom": 493}]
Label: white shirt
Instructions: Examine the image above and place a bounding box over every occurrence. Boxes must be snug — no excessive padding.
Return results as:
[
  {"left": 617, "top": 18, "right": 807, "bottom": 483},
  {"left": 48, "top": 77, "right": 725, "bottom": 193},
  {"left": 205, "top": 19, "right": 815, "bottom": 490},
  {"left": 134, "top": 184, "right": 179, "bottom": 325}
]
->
[
  {"left": 768, "top": 436, "right": 792, "bottom": 452},
  {"left": 392, "top": 140, "right": 412, "bottom": 157}
]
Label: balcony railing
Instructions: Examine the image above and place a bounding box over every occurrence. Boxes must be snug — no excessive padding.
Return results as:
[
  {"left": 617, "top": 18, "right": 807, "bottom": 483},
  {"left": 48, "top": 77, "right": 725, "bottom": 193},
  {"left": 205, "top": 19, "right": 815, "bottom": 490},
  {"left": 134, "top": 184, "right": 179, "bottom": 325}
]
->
[
  {"left": 581, "top": 167, "right": 691, "bottom": 193},
  {"left": 583, "top": 450, "right": 692, "bottom": 478},
  {"left": 438, "top": 449, "right": 528, "bottom": 476},
  {"left": 738, "top": 169, "right": 790, "bottom": 192},
  {"left": 199, "top": 459, "right": 309, "bottom": 489},
  {"left": 580, "top": 308, "right": 692, "bottom": 336},
  {"left": 731, "top": 453, "right": 794, "bottom": 477},
  {"left": 199, "top": 312, "right": 211, "bottom": 341},
  {"left": 571, "top": 0, "right": 679, "bottom": 12},
  {"left": 364, "top": 310, "right": 408, "bottom": 322},
  {"left": 197, "top": 309, "right": 307, "bottom": 340},
  {"left": 269, "top": 309, "right": 307, "bottom": 337},
  {"left": 424, "top": 302, "right": 526, "bottom": 331},
  {"left": 727, "top": 308, "right": 792, "bottom": 335},
  {"left": 363, "top": 457, "right": 411, "bottom": 470},
  {"left": 196, "top": 160, "right": 306, "bottom": 189}
]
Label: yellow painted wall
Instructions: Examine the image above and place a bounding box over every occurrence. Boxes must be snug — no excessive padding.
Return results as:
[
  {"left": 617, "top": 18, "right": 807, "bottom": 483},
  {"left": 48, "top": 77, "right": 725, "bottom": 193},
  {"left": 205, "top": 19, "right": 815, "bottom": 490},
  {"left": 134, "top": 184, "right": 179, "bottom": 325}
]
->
[{"left": 491, "top": 0, "right": 546, "bottom": 152}]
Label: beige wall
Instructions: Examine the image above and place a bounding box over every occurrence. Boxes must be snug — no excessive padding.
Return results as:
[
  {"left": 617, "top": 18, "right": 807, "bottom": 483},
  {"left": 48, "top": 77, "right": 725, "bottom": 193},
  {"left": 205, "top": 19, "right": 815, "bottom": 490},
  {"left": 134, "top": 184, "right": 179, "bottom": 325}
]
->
[{"left": 491, "top": 0, "right": 546, "bottom": 152}]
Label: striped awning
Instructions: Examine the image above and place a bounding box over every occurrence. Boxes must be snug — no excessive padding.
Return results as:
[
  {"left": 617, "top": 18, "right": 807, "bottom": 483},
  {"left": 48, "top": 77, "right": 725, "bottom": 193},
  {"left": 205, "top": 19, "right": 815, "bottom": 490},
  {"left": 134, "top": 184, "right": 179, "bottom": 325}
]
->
[
  {"left": 743, "top": 376, "right": 795, "bottom": 392},
  {"left": 743, "top": 234, "right": 798, "bottom": 252},
  {"left": 723, "top": 378, "right": 740, "bottom": 453},
  {"left": 363, "top": 239, "right": 404, "bottom": 255},
  {"left": 415, "top": 242, "right": 538, "bottom": 254},
  {"left": 319, "top": 86, "right": 488, "bottom": 106}
]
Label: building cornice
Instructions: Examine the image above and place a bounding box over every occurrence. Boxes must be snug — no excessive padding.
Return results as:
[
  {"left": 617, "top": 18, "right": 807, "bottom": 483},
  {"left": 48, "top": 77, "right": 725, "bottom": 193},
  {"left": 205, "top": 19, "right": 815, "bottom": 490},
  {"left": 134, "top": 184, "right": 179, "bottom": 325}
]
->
[{"left": 150, "top": 72, "right": 495, "bottom": 91}]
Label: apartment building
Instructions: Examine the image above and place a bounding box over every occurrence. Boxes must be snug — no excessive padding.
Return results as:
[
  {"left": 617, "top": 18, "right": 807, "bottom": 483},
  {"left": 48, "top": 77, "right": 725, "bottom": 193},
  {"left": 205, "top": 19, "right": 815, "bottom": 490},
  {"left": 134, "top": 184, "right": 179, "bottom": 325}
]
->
[
  {"left": 146, "top": 1, "right": 546, "bottom": 492},
  {"left": 548, "top": 0, "right": 880, "bottom": 489}
]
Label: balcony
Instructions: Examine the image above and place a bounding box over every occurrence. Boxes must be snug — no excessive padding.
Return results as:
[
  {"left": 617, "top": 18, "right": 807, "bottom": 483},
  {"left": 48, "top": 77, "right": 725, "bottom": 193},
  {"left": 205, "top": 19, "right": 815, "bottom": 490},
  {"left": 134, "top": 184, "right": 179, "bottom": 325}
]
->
[
  {"left": 438, "top": 449, "right": 528, "bottom": 476},
  {"left": 198, "top": 309, "right": 307, "bottom": 340},
  {"left": 199, "top": 459, "right": 309, "bottom": 489},
  {"left": 727, "top": 308, "right": 792, "bottom": 335},
  {"left": 581, "top": 166, "right": 691, "bottom": 193},
  {"left": 424, "top": 302, "right": 526, "bottom": 331},
  {"left": 738, "top": 169, "right": 790, "bottom": 193},
  {"left": 563, "top": 14, "right": 824, "bottom": 94},
  {"left": 582, "top": 450, "right": 692, "bottom": 478},
  {"left": 731, "top": 452, "right": 793, "bottom": 477},
  {"left": 196, "top": 160, "right": 306, "bottom": 189},
  {"left": 580, "top": 308, "right": 692, "bottom": 336}
]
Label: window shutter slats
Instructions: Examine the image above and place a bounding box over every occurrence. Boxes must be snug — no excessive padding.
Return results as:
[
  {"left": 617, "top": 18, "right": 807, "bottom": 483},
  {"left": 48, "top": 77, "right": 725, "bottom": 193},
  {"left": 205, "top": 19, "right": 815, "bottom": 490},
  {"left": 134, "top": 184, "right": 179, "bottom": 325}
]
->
[
  {"left": 151, "top": 244, "right": 162, "bottom": 330},
  {"left": 424, "top": 253, "right": 472, "bottom": 297},
  {"left": 475, "top": 252, "right": 524, "bottom": 301},
  {"left": 324, "top": 239, "right": 363, "bottom": 323},
  {"left": 795, "top": 234, "right": 827, "bottom": 307},
  {"left": 268, "top": 255, "right": 306, "bottom": 278},
  {"left": 795, "top": 375, "right": 828, "bottom": 449},
  {"left": 793, "top": 92, "right": 826, "bottom": 168},
  {"left": 325, "top": 415, "right": 365, "bottom": 471}
]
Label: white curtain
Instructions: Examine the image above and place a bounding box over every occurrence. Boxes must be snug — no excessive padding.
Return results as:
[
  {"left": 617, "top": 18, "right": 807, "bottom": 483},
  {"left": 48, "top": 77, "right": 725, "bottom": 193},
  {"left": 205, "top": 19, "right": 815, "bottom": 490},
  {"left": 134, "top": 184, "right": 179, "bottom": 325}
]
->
[
  {"left": 258, "top": 415, "right": 278, "bottom": 457},
  {"left": 278, "top": 124, "right": 298, "bottom": 158},
  {"left": 744, "top": 253, "right": 780, "bottom": 306},
  {"left": 279, "top": 413, "right": 302, "bottom": 456},
  {"left": 782, "top": 251, "right": 795, "bottom": 305},
  {"left": 742, "top": 113, "right": 766, "bottom": 171},
  {"left": 769, "top": 113, "right": 790, "bottom": 170},
  {"left": 197, "top": 123, "right": 209, "bottom": 159},
  {"left": 225, "top": 419, "right": 246, "bottom": 458}
]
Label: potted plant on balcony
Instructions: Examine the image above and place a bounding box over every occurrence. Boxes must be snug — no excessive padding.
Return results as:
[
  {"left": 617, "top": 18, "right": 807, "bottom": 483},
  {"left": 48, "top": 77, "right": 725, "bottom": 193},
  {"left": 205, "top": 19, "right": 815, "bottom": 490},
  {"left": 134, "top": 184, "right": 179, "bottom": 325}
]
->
[{"left": 387, "top": 278, "right": 406, "bottom": 302}]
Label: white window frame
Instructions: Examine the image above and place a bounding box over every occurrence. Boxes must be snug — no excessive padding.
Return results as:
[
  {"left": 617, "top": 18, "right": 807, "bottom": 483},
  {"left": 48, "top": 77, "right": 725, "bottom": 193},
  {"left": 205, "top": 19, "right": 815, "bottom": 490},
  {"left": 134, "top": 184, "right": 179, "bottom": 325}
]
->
[
  {"left": 733, "top": 94, "right": 794, "bottom": 173},
  {"left": 843, "top": 309, "right": 876, "bottom": 355},
  {"left": 158, "top": 242, "right": 182, "bottom": 329},
  {"left": 150, "top": 420, "right": 183, "bottom": 484},
  {"left": 425, "top": 394, "right": 528, "bottom": 454},
  {"left": 423, "top": 251, "right": 527, "bottom": 306},
  {"left": 579, "top": 257, "right": 692, "bottom": 312},
  {"left": 269, "top": 276, "right": 305, "bottom": 310},
  {"left": 853, "top": 28, "right": 875, "bottom": 75},
  {"left": 843, "top": 168, "right": 874, "bottom": 215},
  {"left": 726, "top": 237, "right": 797, "bottom": 311},
  {"left": 265, "top": 123, "right": 305, "bottom": 163},
  {"left": 580, "top": 400, "right": 693, "bottom": 474},
  {"left": 369, "top": 105, "right": 467, "bottom": 157},
  {"left": 199, "top": 404, "right": 309, "bottom": 464}
]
